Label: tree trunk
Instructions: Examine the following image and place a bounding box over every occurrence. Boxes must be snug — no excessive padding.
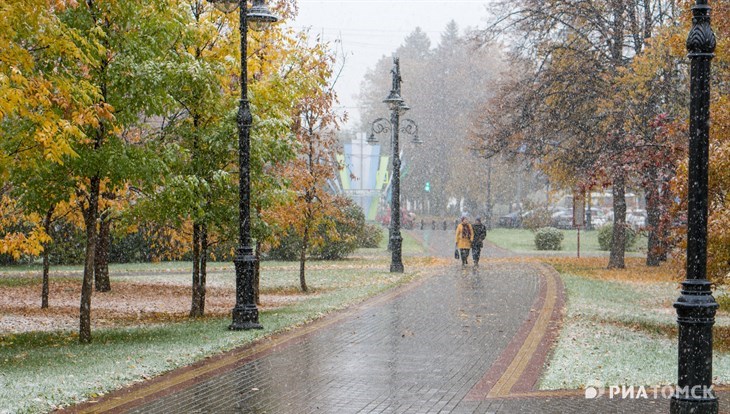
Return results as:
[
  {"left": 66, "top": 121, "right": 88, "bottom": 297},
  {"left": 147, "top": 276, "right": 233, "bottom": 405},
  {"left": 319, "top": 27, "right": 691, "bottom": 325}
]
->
[
  {"left": 658, "top": 174, "right": 673, "bottom": 262},
  {"left": 41, "top": 242, "right": 50, "bottom": 309},
  {"left": 199, "top": 224, "right": 207, "bottom": 315},
  {"left": 608, "top": 170, "right": 627, "bottom": 269},
  {"left": 94, "top": 212, "right": 111, "bottom": 292},
  {"left": 254, "top": 240, "right": 261, "bottom": 305},
  {"left": 41, "top": 207, "right": 53, "bottom": 309},
  {"left": 585, "top": 191, "right": 593, "bottom": 230},
  {"left": 299, "top": 225, "right": 309, "bottom": 292},
  {"left": 645, "top": 171, "right": 662, "bottom": 266},
  {"left": 80, "top": 174, "right": 101, "bottom": 344},
  {"left": 190, "top": 223, "right": 202, "bottom": 318}
]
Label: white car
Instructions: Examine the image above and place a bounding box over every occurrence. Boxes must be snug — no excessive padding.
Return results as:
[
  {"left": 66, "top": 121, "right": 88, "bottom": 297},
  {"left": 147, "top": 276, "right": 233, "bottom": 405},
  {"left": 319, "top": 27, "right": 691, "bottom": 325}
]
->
[
  {"left": 627, "top": 210, "right": 647, "bottom": 229},
  {"left": 586, "top": 208, "right": 608, "bottom": 227}
]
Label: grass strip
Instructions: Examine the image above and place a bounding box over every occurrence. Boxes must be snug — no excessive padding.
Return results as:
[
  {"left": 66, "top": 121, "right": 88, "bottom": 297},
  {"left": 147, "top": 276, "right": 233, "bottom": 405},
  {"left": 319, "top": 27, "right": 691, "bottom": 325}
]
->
[{"left": 539, "top": 272, "right": 730, "bottom": 390}]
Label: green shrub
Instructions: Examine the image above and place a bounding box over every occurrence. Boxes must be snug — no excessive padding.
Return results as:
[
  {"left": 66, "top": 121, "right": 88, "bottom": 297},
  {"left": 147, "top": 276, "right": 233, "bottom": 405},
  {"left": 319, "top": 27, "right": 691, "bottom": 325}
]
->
[
  {"left": 534, "top": 227, "right": 564, "bottom": 250},
  {"left": 358, "top": 223, "right": 383, "bottom": 248},
  {"left": 310, "top": 197, "right": 364, "bottom": 260},
  {"left": 265, "top": 231, "right": 303, "bottom": 261},
  {"left": 109, "top": 231, "right": 152, "bottom": 263},
  {"left": 597, "top": 223, "right": 637, "bottom": 251}
]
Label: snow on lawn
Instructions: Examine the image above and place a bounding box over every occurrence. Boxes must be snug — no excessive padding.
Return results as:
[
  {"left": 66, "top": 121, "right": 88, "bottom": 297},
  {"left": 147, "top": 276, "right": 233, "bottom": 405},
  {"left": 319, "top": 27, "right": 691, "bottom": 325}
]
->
[
  {"left": 0, "top": 263, "right": 429, "bottom": 414},
  {"left": 540, "top": 274, "right": 730, "bottom": 390}
]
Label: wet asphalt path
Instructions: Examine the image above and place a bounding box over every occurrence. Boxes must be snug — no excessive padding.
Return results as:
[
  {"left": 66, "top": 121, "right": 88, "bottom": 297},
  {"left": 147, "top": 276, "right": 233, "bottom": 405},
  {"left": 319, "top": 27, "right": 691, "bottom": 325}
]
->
[
  {"left": 73, "top": 229, "right": 701, "bottom": 413},
  {"left": 120, "top": 230, "right": 540, "bottom": 413}
]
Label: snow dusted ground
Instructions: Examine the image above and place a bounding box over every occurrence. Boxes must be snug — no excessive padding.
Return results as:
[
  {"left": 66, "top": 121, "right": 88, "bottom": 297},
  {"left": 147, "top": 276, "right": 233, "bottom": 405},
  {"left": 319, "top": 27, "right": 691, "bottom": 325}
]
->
[
  {"left": 0, "top": 251, "right": 437, "bottom": 414},
  {"left": 540, "top": 274, "right": 730, "bottom": 389}
]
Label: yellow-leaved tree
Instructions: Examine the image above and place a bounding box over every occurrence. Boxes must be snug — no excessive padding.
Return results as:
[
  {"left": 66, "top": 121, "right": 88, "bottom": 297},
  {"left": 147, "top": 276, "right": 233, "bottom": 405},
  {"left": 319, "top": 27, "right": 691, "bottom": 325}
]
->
[{"left": 0, "top": 0, "right": 98, "bottom": 265}]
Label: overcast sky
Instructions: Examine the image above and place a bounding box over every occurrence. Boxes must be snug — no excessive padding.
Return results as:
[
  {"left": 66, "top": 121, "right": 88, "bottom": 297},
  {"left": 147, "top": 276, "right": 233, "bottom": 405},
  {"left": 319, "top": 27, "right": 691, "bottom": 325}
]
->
[{"left": 287, "top": 0, "right": 495, "bottom": 130}]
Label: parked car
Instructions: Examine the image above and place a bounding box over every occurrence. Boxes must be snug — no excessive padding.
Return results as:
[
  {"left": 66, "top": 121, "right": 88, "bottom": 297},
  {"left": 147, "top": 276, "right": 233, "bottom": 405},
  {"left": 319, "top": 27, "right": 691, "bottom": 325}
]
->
[
  {"left": 549, "top": 207, "right": 609, "bottom": 229},
  {"left": 627, "top": 209, "right": 647, "bottom": 230},
  {"left": 586, "top": 208, "right": 609, "bottom": 228},
  {"left": 551, "top": 210, "right": 574, "bottom": 229},
  {"left": 498, "top": 211, "right": 522, "bottom": 228}
]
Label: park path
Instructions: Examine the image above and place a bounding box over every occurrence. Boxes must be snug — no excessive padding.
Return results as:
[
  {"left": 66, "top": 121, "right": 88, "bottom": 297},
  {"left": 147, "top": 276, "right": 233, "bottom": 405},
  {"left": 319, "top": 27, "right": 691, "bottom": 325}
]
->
[{"left": 65, "top": 229, "right": 727, "bottom": 413}]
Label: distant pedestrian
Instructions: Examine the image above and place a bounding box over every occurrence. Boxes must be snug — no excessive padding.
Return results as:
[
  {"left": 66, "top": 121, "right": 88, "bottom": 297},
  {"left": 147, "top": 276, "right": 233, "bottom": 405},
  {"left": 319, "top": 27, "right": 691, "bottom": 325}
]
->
[
  {"left": 455, "top": 217, "right": 474, "bottom": 267},
  {"left": 471, "top": 218, "right": 487, "bottom": 267}
]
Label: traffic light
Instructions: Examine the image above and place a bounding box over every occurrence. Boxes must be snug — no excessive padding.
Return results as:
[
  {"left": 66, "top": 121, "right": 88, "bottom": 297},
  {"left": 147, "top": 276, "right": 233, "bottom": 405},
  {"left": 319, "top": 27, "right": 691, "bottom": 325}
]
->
[{"left": 424, "top": 181, "right": 430, "bottom": 192}]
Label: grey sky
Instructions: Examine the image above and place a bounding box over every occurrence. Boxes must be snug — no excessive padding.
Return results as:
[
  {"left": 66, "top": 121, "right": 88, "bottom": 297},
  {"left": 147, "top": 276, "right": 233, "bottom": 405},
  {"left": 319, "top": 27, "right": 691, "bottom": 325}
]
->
[{"left": 288, "top": 0, "right": 494, "bottom": 129}]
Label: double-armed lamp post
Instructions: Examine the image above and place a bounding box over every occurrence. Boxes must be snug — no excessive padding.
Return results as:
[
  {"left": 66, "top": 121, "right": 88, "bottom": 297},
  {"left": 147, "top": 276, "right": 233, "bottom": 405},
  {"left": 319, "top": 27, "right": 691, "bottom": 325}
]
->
[
  {"left": 368, "top": 57, "right": 422, "bottom": 273},
  {"left": 672, "top": 0, "right": 718, "bottom": 413},
  {"left": 207, "top": 0, "right": 278, "bottom": 330}
]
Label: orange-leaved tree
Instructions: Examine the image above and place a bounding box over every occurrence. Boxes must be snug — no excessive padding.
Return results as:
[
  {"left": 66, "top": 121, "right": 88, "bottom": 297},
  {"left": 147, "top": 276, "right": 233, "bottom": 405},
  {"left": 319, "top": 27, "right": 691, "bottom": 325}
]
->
[{"left": 263, "top": 38, "right": 343, "bottom": 292}]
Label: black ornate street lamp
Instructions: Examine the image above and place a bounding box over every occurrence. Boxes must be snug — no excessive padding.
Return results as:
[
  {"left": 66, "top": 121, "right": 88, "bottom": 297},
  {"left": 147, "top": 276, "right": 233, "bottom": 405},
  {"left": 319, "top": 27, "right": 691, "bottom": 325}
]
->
[
  {"left": 368, "top": 57, "right": 421, "bottom": 273},
  {"left": 672, "top": 1, "right": 718, "bottom": 413},
  {"left": 208, "top": 0, "right": 278, "bottom": 330}
]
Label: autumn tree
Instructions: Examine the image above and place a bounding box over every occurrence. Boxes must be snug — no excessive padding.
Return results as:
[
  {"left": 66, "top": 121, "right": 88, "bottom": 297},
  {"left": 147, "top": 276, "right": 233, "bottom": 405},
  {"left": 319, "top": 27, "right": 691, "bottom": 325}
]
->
[
  {"left": 610, "top": 25, "right": 688, "bottom": 266},
  {"left": 0, "top": 0, "right": 96, "bottom": 262},
  {"left": 472, "top": 0, "right": 678, "bottom": 268},
  {"left": 129, "top": 1, "right": 248, "bottom": 318},
  {"left": 261, "top": 28, "right": 342, "bottom": 293},
  {"left": 0, "top": 1, "right": 105, "bottom": 309},
  {"left": 56, "top": 0, "right": 181, "bottom": 343}
]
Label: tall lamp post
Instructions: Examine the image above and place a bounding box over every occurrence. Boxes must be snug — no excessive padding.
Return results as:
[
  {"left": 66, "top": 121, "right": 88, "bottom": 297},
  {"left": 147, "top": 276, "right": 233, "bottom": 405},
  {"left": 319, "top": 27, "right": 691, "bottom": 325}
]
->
[
  {"left": 368, "top": 57, "right": 421, "bottom": 273},
  {"left": 672, "top": 0, "right": 718, "bottom": 413},
  {"left": 208, "top": 0, "right": 278, "bottom": 330}
]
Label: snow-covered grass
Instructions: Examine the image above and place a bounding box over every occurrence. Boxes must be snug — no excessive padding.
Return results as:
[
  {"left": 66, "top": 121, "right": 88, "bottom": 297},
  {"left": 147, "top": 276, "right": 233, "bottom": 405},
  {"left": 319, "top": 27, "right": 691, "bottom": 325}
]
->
[
  {"left": 0, "top": 233, "right": 432, "bottom": 414},
  {"left": 540, "top": 274, "right": 730, "bottom": 390}
]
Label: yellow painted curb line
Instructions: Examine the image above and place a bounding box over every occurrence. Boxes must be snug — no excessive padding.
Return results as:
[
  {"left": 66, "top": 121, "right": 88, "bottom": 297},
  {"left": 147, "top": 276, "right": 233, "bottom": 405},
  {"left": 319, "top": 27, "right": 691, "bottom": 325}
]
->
[{"left": 487, "top": 262, "right": 558, "bottom": 398}]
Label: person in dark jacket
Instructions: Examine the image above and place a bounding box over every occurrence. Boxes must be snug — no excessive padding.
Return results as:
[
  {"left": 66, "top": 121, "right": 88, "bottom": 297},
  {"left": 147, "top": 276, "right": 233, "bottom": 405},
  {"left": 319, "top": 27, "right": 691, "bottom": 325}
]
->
[{"left": 471, "top": 217, "right": 487, "bottom": 267}]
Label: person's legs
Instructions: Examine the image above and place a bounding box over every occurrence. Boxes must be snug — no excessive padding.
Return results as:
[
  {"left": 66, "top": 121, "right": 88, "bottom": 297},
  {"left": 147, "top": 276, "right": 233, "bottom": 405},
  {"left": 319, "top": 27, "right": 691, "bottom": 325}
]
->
[
  {"left": 460, "top": 249, "right": 469, "bottom": 266},
  {"left": 472, "top": 243, "right": 482, "bottom": 266}
]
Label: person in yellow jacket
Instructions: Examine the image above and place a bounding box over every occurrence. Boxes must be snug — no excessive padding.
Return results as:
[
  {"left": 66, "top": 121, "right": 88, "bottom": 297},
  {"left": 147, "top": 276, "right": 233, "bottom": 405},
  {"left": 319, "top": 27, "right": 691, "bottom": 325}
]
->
[{"left": 455, "top": 217, "right": 474, "bottom": 267}]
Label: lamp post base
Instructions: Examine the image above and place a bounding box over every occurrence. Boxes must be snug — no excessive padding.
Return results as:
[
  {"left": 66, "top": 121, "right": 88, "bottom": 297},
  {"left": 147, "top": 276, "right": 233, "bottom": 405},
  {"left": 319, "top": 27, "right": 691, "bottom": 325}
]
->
[
  {"left": 670, "top": 396, "right": 718, "bottom": 414},
  {"left": 390, "top": 263, "right": 404, "bottom": 273},
  {"left": 230, "top": 248, "right": 263, "bottom": 330},
  {"left": 229, "top": 305, "right": 263, "bottom": 330},
  {"left": 672, "top": 279, "right": 718, "bottom": 414}
]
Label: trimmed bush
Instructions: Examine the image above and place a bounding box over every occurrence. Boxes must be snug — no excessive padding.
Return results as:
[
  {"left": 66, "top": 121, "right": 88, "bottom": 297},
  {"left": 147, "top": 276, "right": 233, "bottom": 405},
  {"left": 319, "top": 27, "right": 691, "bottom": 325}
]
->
[
  {"left": 358, "top": 223, "right": 383, "bottom": 248},
  {"left": 534, "top": 227, "right": 564, "bottom": 250},
  {"left": 597, "top": 223, "right": 637, "bottom": 251},
  {"left": 310, "top": 198, "right": 364, "bottom": 260}
]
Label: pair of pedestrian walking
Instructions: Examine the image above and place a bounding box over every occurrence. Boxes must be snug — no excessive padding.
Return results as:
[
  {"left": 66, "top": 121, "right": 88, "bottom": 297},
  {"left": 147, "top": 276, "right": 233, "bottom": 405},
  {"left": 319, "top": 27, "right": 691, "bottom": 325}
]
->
[{"left": 455, "top": 216, "right": 487, "bottom": 268}]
